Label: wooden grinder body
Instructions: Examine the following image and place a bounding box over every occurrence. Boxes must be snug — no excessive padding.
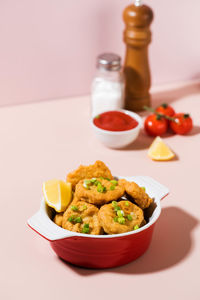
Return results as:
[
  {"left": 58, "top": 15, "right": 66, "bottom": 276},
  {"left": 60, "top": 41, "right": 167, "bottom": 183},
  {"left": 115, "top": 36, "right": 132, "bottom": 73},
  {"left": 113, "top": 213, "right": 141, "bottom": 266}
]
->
[{"left": 123, "top": 4, "right": 153, "bottom": 111}]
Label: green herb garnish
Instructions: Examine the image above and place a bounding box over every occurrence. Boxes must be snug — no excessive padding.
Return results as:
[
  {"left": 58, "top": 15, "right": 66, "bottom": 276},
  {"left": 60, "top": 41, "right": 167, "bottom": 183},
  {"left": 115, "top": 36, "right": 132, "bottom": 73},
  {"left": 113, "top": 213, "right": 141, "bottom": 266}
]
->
[
  {"left": 110, "top": 180, "right": 118, "bottom": 186},
  {"left": 90, "top": 178, "right": 97, "bottom": 183},
  {"left": 125, "top": 201, "right": 129, "bottom": 206},
  {"left": 97, "top": 182, "right": 107, "bottom": 193},
  {"left": 94, "top": 180, "right": 101, "bottom": 186},
  {"left": 105, "top": 178, "right": 111, "bottom": 181},
  {"left": 117, "top": 210, "right": 124, "bottom": 217},
  {"left": 68, "top": 216, "right": 74, "bottom": 222},
  {"left": 127, "top": 215, "right": 133, "bottom": 221},
  {"left": 114, "top": 206, "right": 121, "bottom": 212},
  {"left": 84, "top": 179, "right": 92, "bottom": 185},
  {"left": 71, "top": 205, "right": 78, "bottom": 211},
  {"left": 82, "top": 204, "right": 87, "bottom": 210},
  {"left": 74, "top": 216, "right": 82, "bottom": 223},
  {"left": 133, "top": 224, "right": 139, "bottom": 230},
  {"left": 82, "top": 223, "right": 90, "bottom": 233},
  {"left": 118, "top": 217, "right": 125, "bottom": 224}
]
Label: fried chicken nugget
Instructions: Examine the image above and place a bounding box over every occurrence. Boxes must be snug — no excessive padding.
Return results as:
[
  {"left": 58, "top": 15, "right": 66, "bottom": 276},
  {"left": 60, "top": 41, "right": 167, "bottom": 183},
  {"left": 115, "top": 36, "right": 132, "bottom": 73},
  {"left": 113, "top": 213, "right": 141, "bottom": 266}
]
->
[
  {"left": 62, "top": 199, "right": 102, "bottom": 235},
  {"left": 118, "top": 179, "right": 152, "bottom": 209},
  {"left": 75, "top": 178, "right": 125, "bottom": 206},
  {"left": 54, "top": 213, "right": 63, "bottom": 227},
  {"left": 98, "top": 200, "right": 144, "bottom": 234},
  {"left": 66, "top": 160, "right": 113, "bottom": 190}
]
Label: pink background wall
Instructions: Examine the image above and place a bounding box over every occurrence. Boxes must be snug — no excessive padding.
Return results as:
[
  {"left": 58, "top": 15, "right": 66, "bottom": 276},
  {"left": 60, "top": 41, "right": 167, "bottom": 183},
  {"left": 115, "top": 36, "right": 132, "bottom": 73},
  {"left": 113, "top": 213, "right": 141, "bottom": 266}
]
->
[{"left": 0, "top": 0, "right": 200, "bottom": 106}]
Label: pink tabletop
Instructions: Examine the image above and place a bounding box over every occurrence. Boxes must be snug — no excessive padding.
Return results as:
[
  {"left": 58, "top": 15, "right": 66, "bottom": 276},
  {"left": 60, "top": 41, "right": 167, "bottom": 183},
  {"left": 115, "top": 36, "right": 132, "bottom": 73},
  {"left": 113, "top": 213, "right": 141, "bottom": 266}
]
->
[{"left": 0, "top": 83, "right": 200, "bottom": 300}]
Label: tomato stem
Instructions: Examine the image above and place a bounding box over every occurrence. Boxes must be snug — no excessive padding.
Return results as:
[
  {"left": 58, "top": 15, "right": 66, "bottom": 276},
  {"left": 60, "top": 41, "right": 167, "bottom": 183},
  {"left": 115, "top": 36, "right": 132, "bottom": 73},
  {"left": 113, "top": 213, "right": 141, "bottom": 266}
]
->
[
  {"left": 184, "top": 114, "right": 190, "bottom": 118},
  {"left": 143, "top": 106, "right": 176, "bottom": 121},
  {"left": 161, "top": 103, "right": 168, "bottom": 108}
]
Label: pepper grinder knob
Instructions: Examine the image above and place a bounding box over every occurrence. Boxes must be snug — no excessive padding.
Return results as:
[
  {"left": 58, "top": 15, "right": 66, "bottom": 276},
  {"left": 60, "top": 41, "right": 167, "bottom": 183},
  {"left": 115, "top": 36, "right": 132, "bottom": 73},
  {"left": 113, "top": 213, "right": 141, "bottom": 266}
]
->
[
  {"left": 135, "top": 0, "right": 142, "bottom": 6},
  {"left": 123, "top": 2, "right": 153, "bottom": 111}
]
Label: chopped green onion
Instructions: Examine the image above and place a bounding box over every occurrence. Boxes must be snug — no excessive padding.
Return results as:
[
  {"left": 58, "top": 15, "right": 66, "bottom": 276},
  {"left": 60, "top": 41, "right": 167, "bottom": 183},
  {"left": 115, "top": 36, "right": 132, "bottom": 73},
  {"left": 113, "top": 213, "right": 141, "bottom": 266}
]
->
[
  {"left": 68, "top": 216, "right": 74, "bottom": 222},
  {"left": 74, "top": 216, "right": 82, "bottom": 223},
  {"left": 114, "top": 216, "right": 118, "bottom": 222},
  {"left": 99, "top": 176, "right": 104, "bottom": 180},
  {"left": 97, "top": 182, "right": 103, "bottom": 193},
  {"left": 82, "top": 204, "right": 87, "bottom": 210},
  {"left": 110, "top": 180, "right": 118, "bottom": 186},
  {"left": 90, "top": 178, "right": 97, "bottom": 183},
  {"left": 134, "top": 224, "right": 139, "bottom": 230},
  {"left": 117, "top": 210, "right": 124, "bottom": 217},
  {"left": 112, "top": 201, "right": 118, "bottom": 207},
  {"left": 84, "top": 179, "right": 92, "bottom": 185},
  {"left": 97, "top": 182, "right": 107, "bottom": 193},
  {"left": 105, "top": 178, "right": 111, "bottom": 181},
  {"left": 110, "top": 185, "right": 115, "bottom": 190},
  {"left": 125, "top": 201, "right": 129, "bottom": 206},
  {"left": 83, "top": 223, "right": 89, "bottom": 228},
  {"left": 82, "top": 223, "right": 90, "bottom": 233},
  {"left": 71, "top": 205, "right": 78, "bottom": 211},
  {"left": 94, "top": 180, "right": 101, "bottom": 186},
  {"left": 82, "top": 227, "right": 90, "bottom": 233},
  {"left": 83, "top": 182, "right": 90, "bottom": 189},
  {"left": 118, "top": 217, "right": 125, "bottom": 224},
  {"left": 114, "top": 206, "right": 121, "bottom": 212},
  {"left": 141, "top": 186, "right": 146, "bottom": 192},
  {"left": 127, "top": 215, "right": 133, "bottom": 221}
]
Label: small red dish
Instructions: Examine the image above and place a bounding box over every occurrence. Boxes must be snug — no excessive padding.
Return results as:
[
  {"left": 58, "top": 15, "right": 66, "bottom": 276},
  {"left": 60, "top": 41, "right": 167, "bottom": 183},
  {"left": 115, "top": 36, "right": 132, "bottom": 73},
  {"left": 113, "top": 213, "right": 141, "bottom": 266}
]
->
[{"left": 28, "top": 176, "right": 169, "bottom": 269}]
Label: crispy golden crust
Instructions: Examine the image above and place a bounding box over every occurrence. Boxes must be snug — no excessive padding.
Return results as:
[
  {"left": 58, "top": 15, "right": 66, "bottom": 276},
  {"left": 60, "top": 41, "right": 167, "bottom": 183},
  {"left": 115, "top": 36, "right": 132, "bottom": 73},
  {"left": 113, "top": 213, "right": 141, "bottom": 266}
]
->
[
  {"left": 118, "top": 179, "right": 152, "bottom": 209},
  {"left": 53, "top": 213, "right": 63, "bottom": 227},
  {"left": 98, "top": 201, "right": 144, "bottom": 234},
  {"left": 74, "top": 178, "right": 125, "bottom": 206},
  {"left": 66, "top": 160, "right": 113, "bottom": 190},
  {"left": 62, "top": 200, "right": 102, "bottom": 235}
]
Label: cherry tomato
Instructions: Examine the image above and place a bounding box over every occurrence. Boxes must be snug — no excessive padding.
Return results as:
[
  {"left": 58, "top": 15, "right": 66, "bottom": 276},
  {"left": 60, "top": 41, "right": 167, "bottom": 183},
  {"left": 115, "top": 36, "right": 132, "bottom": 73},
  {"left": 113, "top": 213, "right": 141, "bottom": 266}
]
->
[
  {"left": 156, "top": 103, "right": 175, "bottom": 117},
  {"left": 169, "top": 113, "right": 193, "bottom": 135},
  {"left": 144, "top": 114, "right": 168, "bottom": 136}
]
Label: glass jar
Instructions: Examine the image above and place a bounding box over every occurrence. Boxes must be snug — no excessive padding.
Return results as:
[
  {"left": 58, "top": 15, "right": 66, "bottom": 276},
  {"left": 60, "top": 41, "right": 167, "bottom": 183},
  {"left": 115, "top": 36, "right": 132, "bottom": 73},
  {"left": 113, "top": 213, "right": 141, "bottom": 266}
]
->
[{"left": 91, "top": 53, "right": 124, "bottom": 117}]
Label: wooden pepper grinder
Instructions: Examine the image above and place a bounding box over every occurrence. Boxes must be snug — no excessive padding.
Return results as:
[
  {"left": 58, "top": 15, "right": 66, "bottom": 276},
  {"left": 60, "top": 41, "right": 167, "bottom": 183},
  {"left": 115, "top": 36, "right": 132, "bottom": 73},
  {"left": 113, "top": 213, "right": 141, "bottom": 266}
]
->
[{"left": 123, "top": 0, "right": 153, "bottom": 111}]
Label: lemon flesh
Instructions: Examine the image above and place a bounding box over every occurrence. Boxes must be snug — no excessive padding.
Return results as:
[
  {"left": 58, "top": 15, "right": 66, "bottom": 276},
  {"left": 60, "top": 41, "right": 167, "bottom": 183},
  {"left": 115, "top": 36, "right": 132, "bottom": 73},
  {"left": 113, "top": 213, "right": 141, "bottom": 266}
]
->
[
  {"left": 43, "top": 180, "right": 72, "bottom": 212},
  {"left": 148, "top": 136, "right": 175, "bottom": 161}
]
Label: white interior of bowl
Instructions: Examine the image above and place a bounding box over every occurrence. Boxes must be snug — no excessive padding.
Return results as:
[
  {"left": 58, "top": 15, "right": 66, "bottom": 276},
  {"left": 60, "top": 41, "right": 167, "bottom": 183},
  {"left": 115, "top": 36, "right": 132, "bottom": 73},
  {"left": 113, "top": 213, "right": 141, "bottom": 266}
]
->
[{"left": 28, "top": 176, "right": 169, "bottom": 241}]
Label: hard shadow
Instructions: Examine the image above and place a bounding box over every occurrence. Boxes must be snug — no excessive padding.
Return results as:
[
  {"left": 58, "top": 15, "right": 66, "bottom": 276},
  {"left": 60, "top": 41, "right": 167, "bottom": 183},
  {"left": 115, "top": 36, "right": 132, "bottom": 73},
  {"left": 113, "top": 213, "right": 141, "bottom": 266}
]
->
[
  {"left": 113, "top": 206, "right": 199, "bottom": 274},
  {"left": 59, "top": 206, "right": 199, "bottom": 275},
  {"left": 187, "top": 125, "right": 200, "bottom": 136},
  {"left": 151, "top": 82, "right": 200, "bottom": 108},
  {"left": 121, "top": 130, "right": 153, "bottom": 151}
]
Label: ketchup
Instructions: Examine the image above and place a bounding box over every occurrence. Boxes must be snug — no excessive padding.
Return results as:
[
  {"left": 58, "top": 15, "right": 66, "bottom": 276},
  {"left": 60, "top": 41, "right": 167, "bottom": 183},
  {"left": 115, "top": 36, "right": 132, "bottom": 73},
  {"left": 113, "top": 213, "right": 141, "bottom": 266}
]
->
[{"left": 93, "top": 111, "right": 138, "bottom": 132}]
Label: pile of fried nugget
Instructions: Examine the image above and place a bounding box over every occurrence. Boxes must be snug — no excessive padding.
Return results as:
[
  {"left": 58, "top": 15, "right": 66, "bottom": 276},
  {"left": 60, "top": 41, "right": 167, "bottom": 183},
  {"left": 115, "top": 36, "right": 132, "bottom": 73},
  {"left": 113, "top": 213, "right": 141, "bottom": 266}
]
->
[{"left": 54, "top": 161, "right": 153, "bottom": 235}]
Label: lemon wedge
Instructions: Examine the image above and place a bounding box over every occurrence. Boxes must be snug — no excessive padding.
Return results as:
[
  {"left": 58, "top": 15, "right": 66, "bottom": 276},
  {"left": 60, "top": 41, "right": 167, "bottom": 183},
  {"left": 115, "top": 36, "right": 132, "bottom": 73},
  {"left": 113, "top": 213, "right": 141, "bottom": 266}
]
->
[
  {"left": 148, "top": 136, "right": 175, "bottom": 161},
  {"left": 42, "top": 180, "right": 72, "bottom": 212}
]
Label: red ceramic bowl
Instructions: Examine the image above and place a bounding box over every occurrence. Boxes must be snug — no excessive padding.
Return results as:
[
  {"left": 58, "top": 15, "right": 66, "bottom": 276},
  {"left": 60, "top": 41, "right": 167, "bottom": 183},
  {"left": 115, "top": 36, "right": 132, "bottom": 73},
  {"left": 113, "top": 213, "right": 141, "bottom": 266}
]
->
[{"left": 28, "top": 176, "right": 169, "bottom": 269}]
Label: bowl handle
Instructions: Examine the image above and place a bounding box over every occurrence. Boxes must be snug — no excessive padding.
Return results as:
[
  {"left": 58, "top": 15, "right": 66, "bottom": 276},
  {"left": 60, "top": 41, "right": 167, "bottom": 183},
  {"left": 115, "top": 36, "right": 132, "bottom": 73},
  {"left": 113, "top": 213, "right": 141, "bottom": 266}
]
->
[
  {"left": 27, "top": 202, "right": 75, "bottom": 241},
  {"left": 137, "top": 176, "right": 169, "bottom": 200}
]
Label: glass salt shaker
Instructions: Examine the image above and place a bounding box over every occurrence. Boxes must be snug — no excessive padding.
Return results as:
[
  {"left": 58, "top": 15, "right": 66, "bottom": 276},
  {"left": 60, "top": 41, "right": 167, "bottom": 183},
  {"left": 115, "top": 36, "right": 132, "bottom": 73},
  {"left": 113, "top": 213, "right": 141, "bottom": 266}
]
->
[{"left": 91, "top": 53, "right": 124, "bottom": 117}]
